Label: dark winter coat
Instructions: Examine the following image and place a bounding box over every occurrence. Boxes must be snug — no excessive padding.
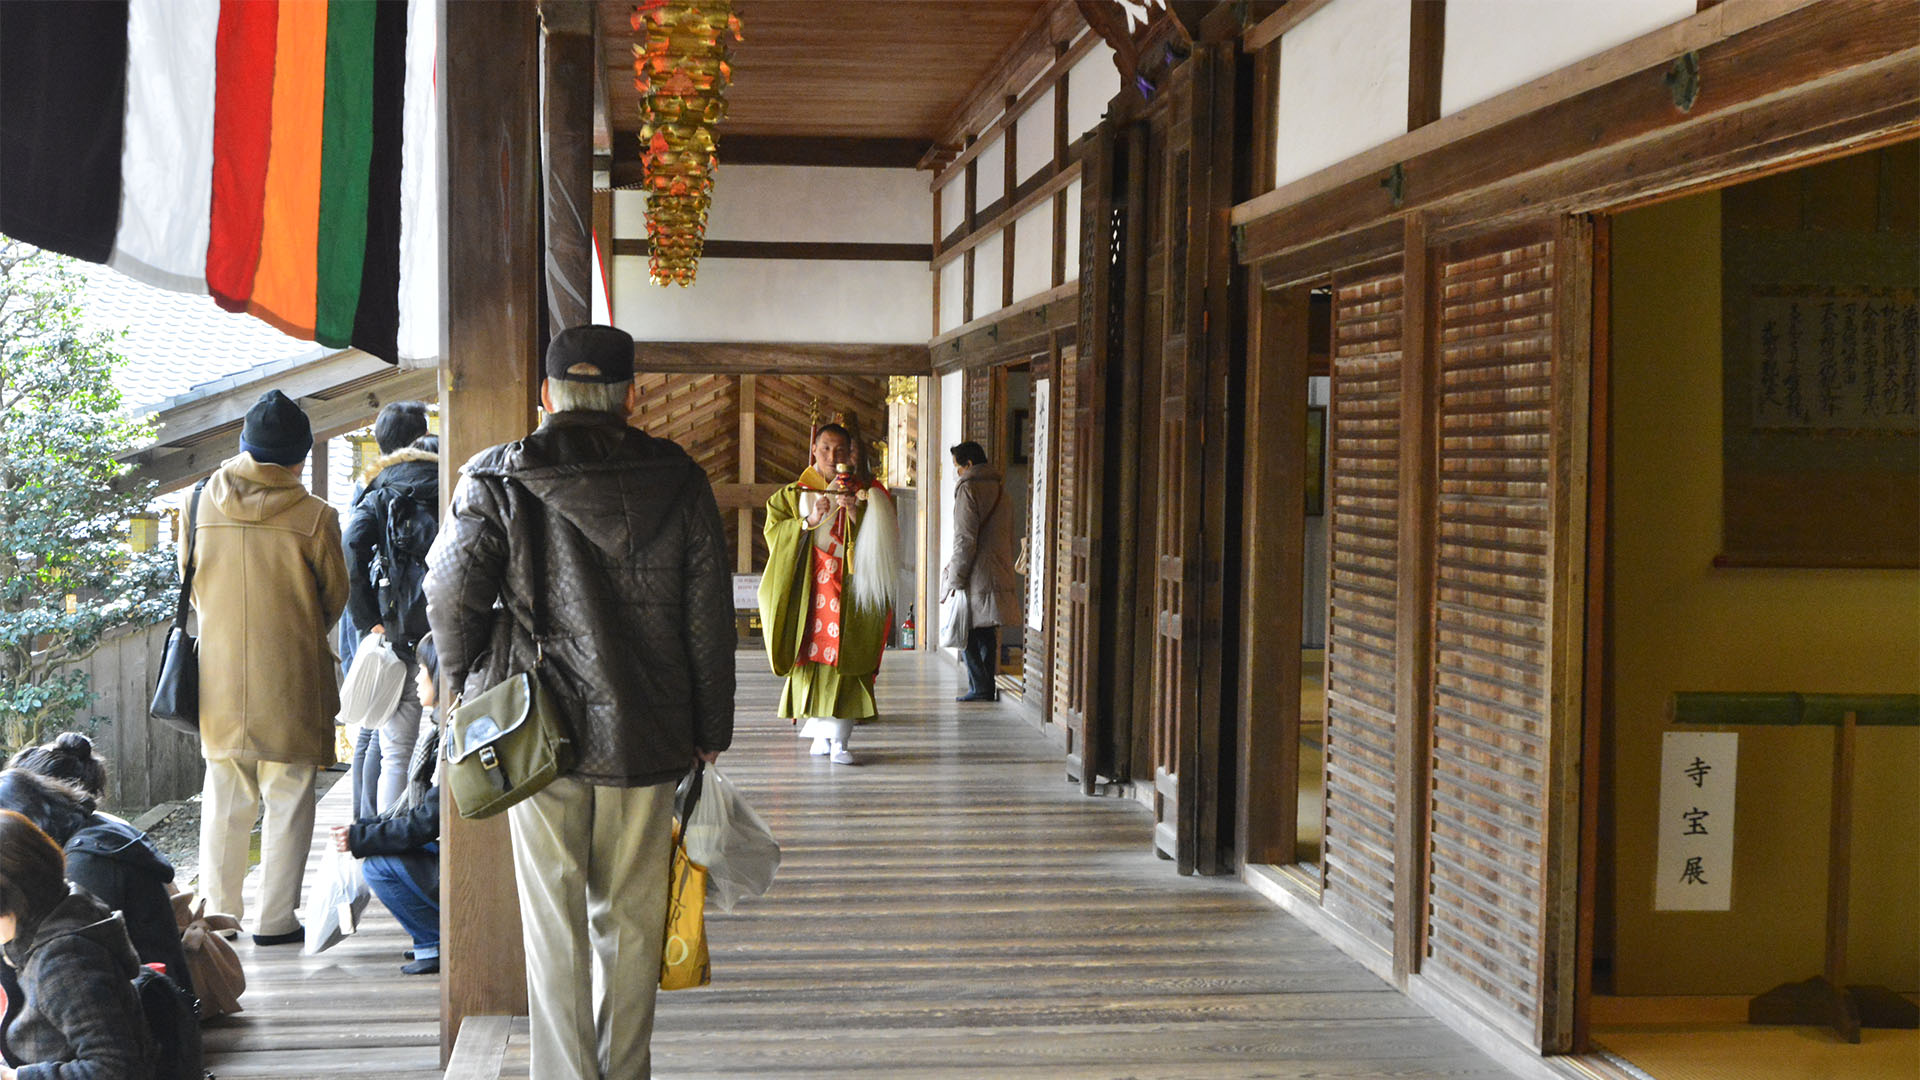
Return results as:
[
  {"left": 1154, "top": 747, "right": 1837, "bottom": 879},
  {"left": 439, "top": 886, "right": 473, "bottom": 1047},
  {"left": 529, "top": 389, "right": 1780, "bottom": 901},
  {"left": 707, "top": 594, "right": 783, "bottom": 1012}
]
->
[
  {"left": 343, "top": 447, "right": 440, "bottom": 651},
  {"left": 4, "top": 887, "right": 155, "bottom": 1080},
  {"left": 424, "top": 410, "right": 735, "bottom": 787},
  {"left": 0, "top": 770, "right": 191, "bottom": 994},
  {"left": 347, "top": 784, "right": 441, "bottom": 895}
]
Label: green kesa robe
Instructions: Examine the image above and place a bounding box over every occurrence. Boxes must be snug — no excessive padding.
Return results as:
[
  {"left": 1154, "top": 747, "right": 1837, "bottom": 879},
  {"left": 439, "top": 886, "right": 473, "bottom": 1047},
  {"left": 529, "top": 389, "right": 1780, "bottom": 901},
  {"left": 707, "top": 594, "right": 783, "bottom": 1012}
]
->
[{"left": 758, "top": 468, "right": 894, "bottom": 720}]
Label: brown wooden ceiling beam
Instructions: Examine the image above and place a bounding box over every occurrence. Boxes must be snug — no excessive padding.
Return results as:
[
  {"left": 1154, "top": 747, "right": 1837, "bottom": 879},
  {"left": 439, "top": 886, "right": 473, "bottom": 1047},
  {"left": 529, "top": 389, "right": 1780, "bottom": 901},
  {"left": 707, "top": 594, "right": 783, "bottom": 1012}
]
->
[
  {"left": 633, "top": 341, "right": 932, "bottom": 376},
  {"left": 1237, "top": 0, "right": 1914, "bottom": 264},
  {"left": 931, "top": 282, "right": 1079, "bottom": 371},
  {"left": 936, "top": 2, "right": 1089, "bottom": 151},
  {"left": 930, "top": 29, "right": 1101, "bottom": 189},
  {"left": 610, "top": 238, "right": 931, "bottom": 262},
  {"left": 602, "top": 134, "right": 929, "bottom": 186}
]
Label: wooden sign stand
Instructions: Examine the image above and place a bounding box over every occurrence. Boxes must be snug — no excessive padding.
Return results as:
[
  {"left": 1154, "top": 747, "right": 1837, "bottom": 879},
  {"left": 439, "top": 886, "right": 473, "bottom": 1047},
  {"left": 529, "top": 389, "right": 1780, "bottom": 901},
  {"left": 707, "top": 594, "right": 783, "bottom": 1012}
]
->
[{"left": 1675, "top": 694, "right": 1920, "bottom": 1043}]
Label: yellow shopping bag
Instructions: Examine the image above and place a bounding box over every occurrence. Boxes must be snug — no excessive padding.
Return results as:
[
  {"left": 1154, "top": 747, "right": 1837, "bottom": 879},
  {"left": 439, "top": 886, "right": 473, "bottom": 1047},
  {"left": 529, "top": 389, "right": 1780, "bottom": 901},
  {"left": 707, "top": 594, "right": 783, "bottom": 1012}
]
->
[{"left": 660, "top": 824, "right": 710, "bottom": 990}]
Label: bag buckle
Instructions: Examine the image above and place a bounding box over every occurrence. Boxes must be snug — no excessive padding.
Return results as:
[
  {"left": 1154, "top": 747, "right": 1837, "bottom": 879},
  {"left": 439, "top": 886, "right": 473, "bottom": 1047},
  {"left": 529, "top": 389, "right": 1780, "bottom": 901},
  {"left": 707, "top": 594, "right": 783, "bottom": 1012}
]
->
[{"left": 479, "top": 745, "right": 499, "bottom": 771}]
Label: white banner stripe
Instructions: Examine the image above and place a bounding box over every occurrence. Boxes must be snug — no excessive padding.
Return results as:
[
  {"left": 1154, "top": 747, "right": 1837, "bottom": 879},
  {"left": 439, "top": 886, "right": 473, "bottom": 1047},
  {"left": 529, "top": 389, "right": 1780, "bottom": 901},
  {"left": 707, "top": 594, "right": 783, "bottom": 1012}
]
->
[
  {"left": 395, "top": 0, "right": 441, "bottom": 366},
  {"left": 109, "top": 0, "right": 220, "bottom": 295}
]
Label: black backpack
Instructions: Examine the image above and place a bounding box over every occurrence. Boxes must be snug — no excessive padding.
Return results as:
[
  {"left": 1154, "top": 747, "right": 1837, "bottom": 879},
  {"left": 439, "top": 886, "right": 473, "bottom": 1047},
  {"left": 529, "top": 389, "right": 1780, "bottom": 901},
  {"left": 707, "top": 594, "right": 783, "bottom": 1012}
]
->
[
  {"left": 370, "top": 482, "right": 437, "bottom": 648},
  {"left": 133, "top": 965, "right": 205, "bottom": 1080}
]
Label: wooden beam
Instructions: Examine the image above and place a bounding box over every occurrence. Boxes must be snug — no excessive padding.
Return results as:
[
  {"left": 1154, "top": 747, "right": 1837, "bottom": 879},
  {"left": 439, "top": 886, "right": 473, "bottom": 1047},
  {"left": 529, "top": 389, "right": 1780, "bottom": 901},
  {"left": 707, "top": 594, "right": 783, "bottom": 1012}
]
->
[
  {"left": 608, "top": 238, "right": 932, "bottom": 262},
  {"left": 542, "top": 0, "right": 596, "bottom": 334},
  {"left": 1243, "top": 0, "right": 1335, "bottom": 53},
  {"left": 441, "top": 0, "right": 541, "bottom": 1058},
  {"left": 605, "top": 134, "right": 928, "bottom": 185},
  {"left": 1406, "top": 0, "right": 1445, "bottom": 131},
  {"left": 632, "top": 342, "right": 931, "bottom": 376},
  {"left": 737, "top": 375, "right": 756, "bottom": 573},
  {"left": 714, "top": 481, "right": 783, "bottom": 512},
  {"left": 930, "top": 282, "right": 1080, "bottom": 371},
  {"left": 931, "top": 29, "right": 1102, "bottom": 189},
  {"left": 120, "top": 367, "right": 441, "bottom": 495},
  {"left": 1391, "top": 215, "right": 1435, "bottom": 986},
  {"left": 933, "top": 161, "right": 1084, "bottom": 271},
  {"left": 1538, "top": 212, "right": 1595, "bottom": 1055},
  {"left": 138, "top": 349, "right": 390, "bottom": 447},
  {"left": 936, "top": 3, "right": 1089, "bottom": 151},
  {"left": 1234, "top": 0, "right": 1849, "bottom": 245}
]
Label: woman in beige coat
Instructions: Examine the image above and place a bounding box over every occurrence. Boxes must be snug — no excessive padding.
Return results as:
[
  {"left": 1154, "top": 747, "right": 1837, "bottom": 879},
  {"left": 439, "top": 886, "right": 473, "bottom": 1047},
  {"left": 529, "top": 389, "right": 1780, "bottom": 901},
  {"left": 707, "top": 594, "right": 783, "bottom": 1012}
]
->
[
  {"left": 942, "top": 441, "right": 1021, "bottom": 702},
  {"left": 184, "top": 391, "right": 348, "bottom": 945}
]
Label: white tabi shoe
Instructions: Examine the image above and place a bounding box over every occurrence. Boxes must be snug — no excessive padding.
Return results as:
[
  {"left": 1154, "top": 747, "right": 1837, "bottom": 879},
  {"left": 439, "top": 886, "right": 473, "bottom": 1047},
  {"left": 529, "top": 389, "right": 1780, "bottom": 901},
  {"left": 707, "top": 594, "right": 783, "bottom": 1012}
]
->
[
  {"left": 829, "top": 741, "right": 857, "bottom": 765},
  {"left": 809, "top": 737, "right": 830, "bottom": 756}
]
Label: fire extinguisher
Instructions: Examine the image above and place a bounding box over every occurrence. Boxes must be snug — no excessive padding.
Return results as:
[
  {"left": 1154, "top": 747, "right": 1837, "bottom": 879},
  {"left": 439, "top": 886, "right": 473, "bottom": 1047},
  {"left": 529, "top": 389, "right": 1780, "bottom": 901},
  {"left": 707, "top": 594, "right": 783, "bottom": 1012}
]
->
[{"left": 901, "top": 604, "right": 916, "bottom": 649}]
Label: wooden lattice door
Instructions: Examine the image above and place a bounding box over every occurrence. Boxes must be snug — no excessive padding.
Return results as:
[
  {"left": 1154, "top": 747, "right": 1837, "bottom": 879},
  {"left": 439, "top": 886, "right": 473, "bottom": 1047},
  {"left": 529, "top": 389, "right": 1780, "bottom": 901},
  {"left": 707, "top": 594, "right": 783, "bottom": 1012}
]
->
[
  {"left": 1321, "top": 256, "right": 1407, "bottom": 959},
  {"left": 1421, "top": 221, "right": 1587, "bottom": 1051},
  {"left": 1055, "top": 126, "right": 1119, "bottom": 784}
]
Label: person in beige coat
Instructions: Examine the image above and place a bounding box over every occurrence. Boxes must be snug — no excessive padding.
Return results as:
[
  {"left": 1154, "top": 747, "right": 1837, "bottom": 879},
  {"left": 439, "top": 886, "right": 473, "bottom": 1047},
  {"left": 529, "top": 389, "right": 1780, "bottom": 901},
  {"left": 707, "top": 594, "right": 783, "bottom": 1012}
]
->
[
  {"left": 185, "top": 390, "right": 348, "bottom": 946},
  {"left": 942, "top": 441, "right": 1021, "bottom": 702}
]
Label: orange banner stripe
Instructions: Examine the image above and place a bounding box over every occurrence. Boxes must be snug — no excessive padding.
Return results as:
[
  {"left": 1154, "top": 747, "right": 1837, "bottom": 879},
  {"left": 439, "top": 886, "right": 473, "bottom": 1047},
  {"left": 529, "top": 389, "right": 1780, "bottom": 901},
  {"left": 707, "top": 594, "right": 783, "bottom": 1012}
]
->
[{"left": 248, "top": 0, "right": 328, "bottom": 338}]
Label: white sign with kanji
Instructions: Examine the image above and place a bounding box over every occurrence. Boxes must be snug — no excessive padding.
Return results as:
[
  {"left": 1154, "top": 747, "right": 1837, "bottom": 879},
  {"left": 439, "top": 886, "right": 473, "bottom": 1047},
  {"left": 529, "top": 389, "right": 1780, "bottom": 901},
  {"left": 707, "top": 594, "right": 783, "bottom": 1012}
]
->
[{"left": 1654, "top": 731, "right": 1738, "bottom": 911}]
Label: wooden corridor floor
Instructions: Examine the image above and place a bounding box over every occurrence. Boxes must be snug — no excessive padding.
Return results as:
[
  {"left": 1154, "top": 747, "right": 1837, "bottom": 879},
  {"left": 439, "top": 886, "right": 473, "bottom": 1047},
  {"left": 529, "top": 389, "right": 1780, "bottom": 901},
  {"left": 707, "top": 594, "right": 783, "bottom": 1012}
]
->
[{"left": 203, "top": 650, "right": 1517, "bottom": 1079}]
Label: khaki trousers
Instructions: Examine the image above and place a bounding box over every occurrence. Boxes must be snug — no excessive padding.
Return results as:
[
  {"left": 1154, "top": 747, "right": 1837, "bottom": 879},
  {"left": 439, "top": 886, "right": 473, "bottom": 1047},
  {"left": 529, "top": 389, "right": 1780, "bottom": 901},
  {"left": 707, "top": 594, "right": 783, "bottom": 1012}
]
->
[
  {"left": 508, "top": 775, "right": 675, "bottom": 1080},
  {"left": 199, "top": 757, "right": 317, "bottom": 936}
]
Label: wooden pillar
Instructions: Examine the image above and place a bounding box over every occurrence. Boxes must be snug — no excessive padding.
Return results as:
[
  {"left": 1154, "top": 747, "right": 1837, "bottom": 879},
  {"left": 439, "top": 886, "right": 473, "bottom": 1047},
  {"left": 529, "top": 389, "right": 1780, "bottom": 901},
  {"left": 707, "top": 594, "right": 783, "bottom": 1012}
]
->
[
  {"left": 1393, "top": 213, "right": 1436, "bottom": 985},
  {"left": 440, "top": 0, "right": 541, "bottom": 1058},
  {"left": 541, "top": 0, "right": 595, "bottom": 334},
  {"left": 737, "top": 375, "right": 757, "bottom": 573},
  {"left": 308, "top": 438, "right": 329, "bottom": 501}
]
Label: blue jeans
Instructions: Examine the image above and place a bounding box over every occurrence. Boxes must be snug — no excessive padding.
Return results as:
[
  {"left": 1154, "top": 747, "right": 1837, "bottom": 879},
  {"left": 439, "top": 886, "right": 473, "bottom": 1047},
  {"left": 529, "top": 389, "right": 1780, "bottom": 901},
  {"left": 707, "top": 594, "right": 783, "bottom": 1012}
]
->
[
  {"left": 350, "top": 725, "right": 381, "bottom": 821},
  {"left": 361, "top": 844, "right": 439, "bottom": 959}
]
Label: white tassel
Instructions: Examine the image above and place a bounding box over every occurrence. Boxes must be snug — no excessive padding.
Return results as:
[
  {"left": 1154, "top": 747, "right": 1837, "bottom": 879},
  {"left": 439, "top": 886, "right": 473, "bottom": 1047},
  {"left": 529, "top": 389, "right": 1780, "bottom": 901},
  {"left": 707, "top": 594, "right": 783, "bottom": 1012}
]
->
[{"left": 849, "top": 489, "right": 899, "bottom": 614}]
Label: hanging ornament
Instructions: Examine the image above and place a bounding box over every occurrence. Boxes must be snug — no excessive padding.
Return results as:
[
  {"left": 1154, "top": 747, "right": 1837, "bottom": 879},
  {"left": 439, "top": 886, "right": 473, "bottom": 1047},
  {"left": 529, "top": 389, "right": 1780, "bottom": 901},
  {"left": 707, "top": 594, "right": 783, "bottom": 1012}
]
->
[{"left": 631, "top": 1, "right": 742, "bottom": 286}]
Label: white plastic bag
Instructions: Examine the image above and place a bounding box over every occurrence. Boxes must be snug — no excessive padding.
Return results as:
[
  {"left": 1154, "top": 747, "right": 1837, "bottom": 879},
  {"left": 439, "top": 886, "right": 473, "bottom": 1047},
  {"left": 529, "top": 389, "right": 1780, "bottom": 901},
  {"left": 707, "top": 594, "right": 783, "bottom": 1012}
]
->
[
  {"left": 302, "top": 848, "right": 371, "bottom": 954},
  {"left": 940, "top": 591, "right": 971, "bottom": 649},
  {"left": 337, "top": 631, "right": 405, "bottom": 730},
  {"left": 682, "top": 766, "right": 780, "bottom": 912}
]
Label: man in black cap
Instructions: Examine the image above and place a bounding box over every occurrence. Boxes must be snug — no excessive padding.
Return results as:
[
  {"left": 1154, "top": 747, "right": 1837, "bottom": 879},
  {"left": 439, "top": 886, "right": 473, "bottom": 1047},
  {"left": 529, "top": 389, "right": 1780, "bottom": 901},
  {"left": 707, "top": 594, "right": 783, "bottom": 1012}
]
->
[
  {"left": 185, "top": 390, "right": 348, "bottom": 945},
  {"left": 425, "top": 325, "right": 734, "bottom": 1080}
]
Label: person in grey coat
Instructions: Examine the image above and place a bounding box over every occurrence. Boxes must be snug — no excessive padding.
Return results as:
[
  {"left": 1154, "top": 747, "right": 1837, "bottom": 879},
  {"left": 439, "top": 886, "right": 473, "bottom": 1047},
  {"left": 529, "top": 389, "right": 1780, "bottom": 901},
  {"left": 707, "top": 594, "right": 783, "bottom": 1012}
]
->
[
  {"left": 942, "top": 441, "right": 1021, "bottom": 702},
  {"left": 0, "top": 809, "right": 154, "bottom": 1080}
]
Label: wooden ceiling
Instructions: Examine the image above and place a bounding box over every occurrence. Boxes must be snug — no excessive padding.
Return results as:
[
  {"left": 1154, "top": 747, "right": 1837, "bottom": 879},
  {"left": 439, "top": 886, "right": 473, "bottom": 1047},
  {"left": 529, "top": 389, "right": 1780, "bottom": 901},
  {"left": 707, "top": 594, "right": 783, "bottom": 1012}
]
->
[{"left": 598, "top": 0, "right": 1055, "bottom": 151}]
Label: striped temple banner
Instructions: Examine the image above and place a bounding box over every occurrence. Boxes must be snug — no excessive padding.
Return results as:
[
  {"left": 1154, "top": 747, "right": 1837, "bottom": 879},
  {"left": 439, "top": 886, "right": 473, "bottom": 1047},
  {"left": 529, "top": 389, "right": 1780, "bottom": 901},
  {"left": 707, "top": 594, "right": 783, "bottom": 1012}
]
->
[{"left": 0, "top": 0, "right": 440, "bottom": 364}]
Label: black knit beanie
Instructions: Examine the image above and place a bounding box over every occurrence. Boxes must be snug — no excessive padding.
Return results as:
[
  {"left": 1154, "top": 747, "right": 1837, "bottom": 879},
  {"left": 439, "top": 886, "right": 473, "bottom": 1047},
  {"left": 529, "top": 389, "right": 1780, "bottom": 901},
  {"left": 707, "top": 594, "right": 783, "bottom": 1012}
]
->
[{"left": 239, "top": 390, "right": 313, "bottom": 466}]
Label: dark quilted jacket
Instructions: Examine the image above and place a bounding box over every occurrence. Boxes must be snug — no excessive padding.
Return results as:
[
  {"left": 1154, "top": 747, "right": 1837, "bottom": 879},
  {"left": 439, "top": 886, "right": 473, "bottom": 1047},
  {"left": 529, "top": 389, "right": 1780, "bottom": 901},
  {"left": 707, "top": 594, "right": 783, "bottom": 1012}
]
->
[{"left": 424, "top": 410, "right": 735, "bottom": 787}]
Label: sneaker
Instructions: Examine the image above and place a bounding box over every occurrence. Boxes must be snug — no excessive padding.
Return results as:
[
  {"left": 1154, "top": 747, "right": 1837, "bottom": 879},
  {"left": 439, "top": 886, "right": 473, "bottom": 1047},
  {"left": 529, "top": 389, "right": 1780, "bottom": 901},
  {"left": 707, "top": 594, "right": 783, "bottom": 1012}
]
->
[
  {"left": 829, "top": 743, "right": 857, "bottom": 766},
  {"left": 401, "top": 956, "right": 440, "bottom": 975},
  {"left": 808, "top": 737, "right": 830, "bottom": 756}
]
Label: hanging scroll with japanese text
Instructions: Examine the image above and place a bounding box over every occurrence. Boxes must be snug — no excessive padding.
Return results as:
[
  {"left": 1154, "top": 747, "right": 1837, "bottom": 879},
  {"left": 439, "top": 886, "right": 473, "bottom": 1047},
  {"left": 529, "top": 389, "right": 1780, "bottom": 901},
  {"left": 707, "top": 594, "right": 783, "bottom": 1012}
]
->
[{"left": 1720, "top": 145, "right": 1920, "bottom": 568}]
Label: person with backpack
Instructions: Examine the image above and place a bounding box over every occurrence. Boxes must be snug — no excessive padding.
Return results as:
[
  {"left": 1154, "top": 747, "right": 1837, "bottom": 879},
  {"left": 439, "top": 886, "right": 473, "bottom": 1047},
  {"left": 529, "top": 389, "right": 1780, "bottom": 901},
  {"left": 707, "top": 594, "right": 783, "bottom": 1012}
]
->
[
  {"left": 0, "top": 809, "right": 156, "bottom": 1079},
  {"left": 343, "top": 403, "right": 438, "bottom": 816}
]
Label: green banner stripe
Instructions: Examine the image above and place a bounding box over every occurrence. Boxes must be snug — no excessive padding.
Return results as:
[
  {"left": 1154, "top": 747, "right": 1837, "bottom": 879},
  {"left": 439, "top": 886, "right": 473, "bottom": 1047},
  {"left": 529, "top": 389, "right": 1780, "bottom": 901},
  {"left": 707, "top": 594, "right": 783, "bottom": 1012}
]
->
[{"left": 314, "top": 0, "right": 377, "bottom": 347}]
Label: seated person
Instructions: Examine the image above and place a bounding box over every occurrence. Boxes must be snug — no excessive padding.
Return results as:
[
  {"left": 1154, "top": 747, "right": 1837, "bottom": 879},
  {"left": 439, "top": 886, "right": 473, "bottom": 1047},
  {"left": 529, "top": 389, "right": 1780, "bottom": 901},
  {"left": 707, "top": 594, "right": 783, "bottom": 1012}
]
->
[
  {"left": 0, "top": 809, "right": 154, "bottom": 1079},
  {"left": 0, "top": 735, "right": 193, "bottom": 993},
  {"left": 332, "top": 635, "right": 441, "bottom": 976}
]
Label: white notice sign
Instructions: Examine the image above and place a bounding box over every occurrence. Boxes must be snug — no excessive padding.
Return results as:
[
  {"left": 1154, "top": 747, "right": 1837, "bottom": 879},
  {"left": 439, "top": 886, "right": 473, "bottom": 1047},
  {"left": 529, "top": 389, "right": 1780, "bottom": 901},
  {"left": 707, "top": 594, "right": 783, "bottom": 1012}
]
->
[
  {"left": 1654, "top": 731, "right": 1738, "bottom": 911},
  {"left": 732, "top": 574, "right": 762, "bottom": 609}
]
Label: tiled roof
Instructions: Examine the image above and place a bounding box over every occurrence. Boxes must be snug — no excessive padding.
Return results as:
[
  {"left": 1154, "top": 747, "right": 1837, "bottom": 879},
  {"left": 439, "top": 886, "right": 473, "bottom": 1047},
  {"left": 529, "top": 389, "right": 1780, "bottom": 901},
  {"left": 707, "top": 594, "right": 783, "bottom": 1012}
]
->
[{"left": 82, "top": 263, "right": 320, "bottom": 412}]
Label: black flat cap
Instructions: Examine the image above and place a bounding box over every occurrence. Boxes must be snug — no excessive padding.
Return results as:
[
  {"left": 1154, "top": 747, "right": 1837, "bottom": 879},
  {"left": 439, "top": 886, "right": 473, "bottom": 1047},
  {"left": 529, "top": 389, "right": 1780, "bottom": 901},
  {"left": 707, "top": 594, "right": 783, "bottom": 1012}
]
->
[{"left": 545, "top": 325, "right": 635, "bottom": 383}]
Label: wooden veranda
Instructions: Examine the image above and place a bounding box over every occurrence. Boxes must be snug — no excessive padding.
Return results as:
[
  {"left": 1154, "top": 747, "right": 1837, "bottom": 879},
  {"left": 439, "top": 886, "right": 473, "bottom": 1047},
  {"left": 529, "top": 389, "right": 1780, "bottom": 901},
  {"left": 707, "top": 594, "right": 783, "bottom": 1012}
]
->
[{"left": 203, "top": 652, "right": 1515, "bottom": 1080}]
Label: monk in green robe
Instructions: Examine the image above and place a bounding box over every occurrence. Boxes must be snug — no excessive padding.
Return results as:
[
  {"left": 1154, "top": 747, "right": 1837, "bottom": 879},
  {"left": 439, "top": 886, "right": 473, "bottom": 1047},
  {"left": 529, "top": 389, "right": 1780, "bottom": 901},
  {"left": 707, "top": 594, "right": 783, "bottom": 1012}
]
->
[{"left": 758, "top": 423, "right": 898, "bottom": 765}]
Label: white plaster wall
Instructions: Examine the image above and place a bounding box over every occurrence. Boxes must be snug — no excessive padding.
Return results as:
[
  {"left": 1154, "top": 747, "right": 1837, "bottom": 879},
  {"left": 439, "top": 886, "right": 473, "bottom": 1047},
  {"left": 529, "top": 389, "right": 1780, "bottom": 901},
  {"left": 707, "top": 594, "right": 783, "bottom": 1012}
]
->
[
  {"left": 939, "top": 175, "right": 964, "bottom": 237},
  {"left": 938, "top": 369, "right": 964, "bottom": 653},
  {"left": 1011, "top": 202, "right": 1053, "bottom": 303},
  {"left": 977, "top": 136, "right": 1007, "bottom": 209},
  {"left": 613, "top": 165, "right": 927, "bottom": 245},
  {"left": 974, "top": 233, "right": 1005, "bottom": 321},
  {"left": 1066, "top": 39, "right": 1118, "bottom": 144},
  {"left": 1275, "top": 0, "right": 1411, "bottom": 188},
  {"left": 1064, "top": 178, "right": 1083, "bottom": 282},
  {"left": 939, "top": 258, "right": 965, "bottom": 335},
  {"left": 1441, "top": 0, "right": 1695, "bottom": 116},
  {"left": 1017, "top": 87, "right": 1056, "bottom": 182},
  {"left": 612, "top": 256, "right": 929, "bottom": 343}
]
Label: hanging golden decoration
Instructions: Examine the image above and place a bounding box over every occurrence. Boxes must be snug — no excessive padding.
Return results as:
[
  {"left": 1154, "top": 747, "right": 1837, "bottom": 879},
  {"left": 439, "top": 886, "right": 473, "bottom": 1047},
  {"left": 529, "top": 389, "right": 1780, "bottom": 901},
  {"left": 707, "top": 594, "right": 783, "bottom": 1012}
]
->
[{"left": 631, "top": 1, "right": 741, "bottom": 286}]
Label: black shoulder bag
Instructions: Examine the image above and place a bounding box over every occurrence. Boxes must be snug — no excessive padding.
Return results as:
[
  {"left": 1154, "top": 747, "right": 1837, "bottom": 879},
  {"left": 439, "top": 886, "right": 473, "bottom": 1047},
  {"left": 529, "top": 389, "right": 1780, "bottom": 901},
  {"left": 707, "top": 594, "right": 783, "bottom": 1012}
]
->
[{"left": 150, "top": 483, "right": 205, "bottom": 737}]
